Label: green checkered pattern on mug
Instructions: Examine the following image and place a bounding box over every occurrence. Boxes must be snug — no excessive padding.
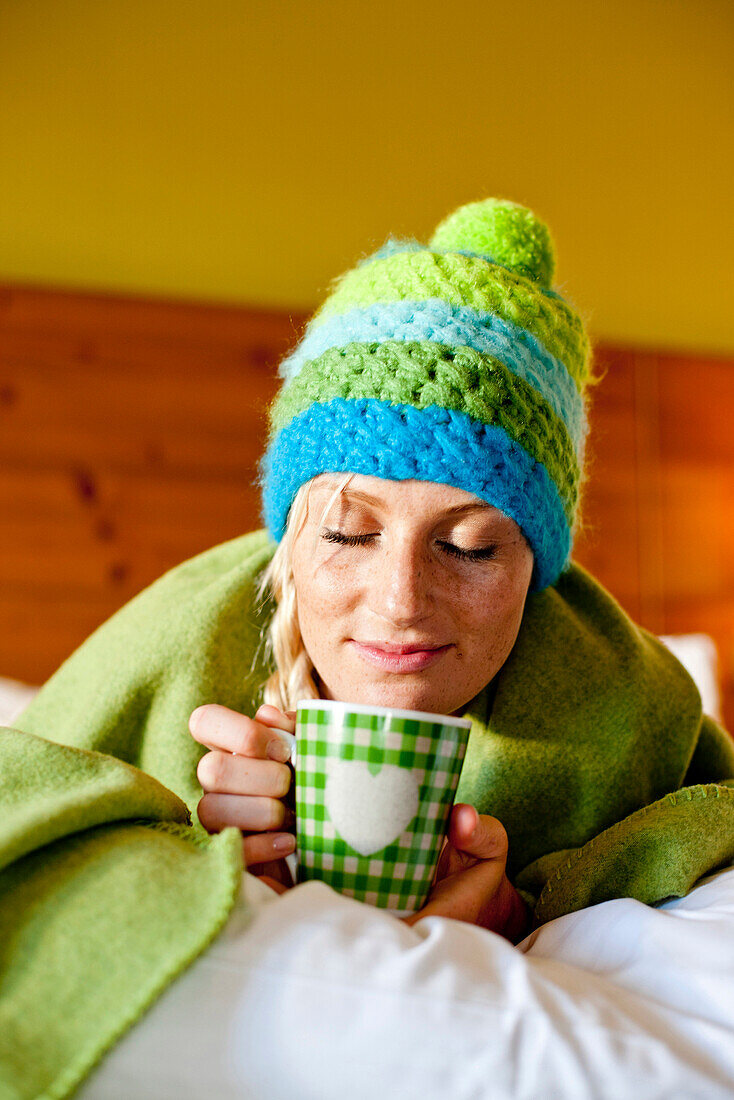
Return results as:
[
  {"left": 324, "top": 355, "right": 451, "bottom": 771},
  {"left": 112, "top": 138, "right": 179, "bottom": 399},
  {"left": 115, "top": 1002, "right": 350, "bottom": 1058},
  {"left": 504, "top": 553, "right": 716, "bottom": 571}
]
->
[{"left": 295, "top": 706, "right": 470, "bottom": 915}]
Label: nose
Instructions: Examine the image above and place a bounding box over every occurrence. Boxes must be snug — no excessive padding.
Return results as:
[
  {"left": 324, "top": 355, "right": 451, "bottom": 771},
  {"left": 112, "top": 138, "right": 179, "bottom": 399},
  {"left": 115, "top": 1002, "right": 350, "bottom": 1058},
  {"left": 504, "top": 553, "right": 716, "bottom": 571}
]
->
[{"left": 368, "top": 537, "right": 433, "bottom": 627}]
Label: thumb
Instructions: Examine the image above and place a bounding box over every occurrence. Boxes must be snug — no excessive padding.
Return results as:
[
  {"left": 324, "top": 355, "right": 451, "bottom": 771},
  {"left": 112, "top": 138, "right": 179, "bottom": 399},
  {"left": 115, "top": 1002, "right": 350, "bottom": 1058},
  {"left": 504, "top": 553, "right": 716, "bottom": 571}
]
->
[{"left": 449, "top": 804, "right": 508, "bottom": 863}]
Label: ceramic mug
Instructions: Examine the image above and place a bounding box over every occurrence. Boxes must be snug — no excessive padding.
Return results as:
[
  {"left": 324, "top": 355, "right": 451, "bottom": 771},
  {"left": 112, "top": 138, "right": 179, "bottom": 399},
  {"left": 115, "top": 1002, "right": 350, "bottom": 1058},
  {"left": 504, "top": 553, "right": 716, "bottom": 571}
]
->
[{"left": 287, "top": 699, "right": 472, "bottom": 915}]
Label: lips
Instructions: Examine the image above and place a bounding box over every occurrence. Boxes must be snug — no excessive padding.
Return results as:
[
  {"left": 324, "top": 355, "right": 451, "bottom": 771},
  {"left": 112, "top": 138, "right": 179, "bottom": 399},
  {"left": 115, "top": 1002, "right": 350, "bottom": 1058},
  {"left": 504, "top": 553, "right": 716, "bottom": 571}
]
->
[{"left": 349, "top": 640, "right": 452, "bottom": 673}]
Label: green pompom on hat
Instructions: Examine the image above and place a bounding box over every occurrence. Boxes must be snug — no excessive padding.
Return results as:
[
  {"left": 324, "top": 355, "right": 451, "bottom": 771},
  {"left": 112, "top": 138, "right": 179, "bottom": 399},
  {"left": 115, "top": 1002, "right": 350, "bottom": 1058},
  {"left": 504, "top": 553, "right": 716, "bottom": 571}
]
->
[
  {"left": 260, "top": 197, "right": 593, "bottom": 592},
  {"left": 430, "top": 198, "right": 556, "bottom": 287}
]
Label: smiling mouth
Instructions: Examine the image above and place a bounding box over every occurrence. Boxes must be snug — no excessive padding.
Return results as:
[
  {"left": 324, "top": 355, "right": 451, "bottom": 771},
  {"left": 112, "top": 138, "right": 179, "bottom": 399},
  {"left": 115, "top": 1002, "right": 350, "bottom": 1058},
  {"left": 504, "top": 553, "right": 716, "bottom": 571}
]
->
[{"left": 349, "top": 640, "right": 453, "bottom": 673}]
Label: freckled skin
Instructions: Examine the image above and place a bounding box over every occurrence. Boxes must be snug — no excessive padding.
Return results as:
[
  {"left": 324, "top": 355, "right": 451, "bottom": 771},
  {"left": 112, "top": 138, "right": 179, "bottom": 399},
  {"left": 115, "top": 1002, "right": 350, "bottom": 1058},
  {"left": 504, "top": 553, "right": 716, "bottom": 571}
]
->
[{"left": 291, "top": 473, "right": 535, "bottom": 716}]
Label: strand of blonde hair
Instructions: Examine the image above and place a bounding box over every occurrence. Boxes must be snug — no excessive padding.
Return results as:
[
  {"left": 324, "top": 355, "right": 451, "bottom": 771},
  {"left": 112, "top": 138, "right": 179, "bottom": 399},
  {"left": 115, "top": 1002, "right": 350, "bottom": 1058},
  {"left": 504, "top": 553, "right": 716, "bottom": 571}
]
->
[
  {"left": 255, "top": 485, "right": 316, "bottom": 711},
  {"left": 256, "top": 474, "right": 354, "bottom": 711}
]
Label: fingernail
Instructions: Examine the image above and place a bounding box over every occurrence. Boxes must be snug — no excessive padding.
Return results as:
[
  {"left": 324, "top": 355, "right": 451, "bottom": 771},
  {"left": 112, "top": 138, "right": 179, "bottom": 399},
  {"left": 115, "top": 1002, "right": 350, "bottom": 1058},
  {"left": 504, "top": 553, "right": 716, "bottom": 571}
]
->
[
  {"left": 190, "top": 705, "right": 205, "bottom": 732},
  {"left": 267, "top": 737, "right": 293, "bottom": 763},
  {"left": 272, "top": 834, "right": 295, "bottom": 854}
]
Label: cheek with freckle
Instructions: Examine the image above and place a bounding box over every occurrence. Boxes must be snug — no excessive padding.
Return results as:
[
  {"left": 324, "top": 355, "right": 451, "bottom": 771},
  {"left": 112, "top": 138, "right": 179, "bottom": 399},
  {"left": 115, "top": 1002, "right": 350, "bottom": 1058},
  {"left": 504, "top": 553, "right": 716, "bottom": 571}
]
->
[{"left": 291, "top": 528, "right": 533, "bottom": 712}]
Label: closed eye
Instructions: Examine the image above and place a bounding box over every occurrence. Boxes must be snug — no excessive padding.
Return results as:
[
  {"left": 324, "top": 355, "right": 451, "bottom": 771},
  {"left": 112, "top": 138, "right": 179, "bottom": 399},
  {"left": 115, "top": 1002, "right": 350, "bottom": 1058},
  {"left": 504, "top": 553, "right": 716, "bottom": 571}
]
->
[
  {"left": 437, "top": 540, "right": 497, "bottom": 562},
  {"left": 323, "top": 530, "right": 378, "bottom": 547},
  {"left": 325, "top": 525, "right": 501, "bottom": 563}
]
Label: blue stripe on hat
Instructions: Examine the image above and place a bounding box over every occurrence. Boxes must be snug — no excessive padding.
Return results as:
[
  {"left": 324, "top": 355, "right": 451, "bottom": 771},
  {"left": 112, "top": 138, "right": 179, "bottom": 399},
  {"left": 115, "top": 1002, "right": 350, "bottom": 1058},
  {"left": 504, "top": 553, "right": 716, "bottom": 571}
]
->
[
  {"left": 278, "top": 300, "right": 586, "bottom": 458},
  {"left": 260, "top": 397, "right": 571, "bottom": 592}
]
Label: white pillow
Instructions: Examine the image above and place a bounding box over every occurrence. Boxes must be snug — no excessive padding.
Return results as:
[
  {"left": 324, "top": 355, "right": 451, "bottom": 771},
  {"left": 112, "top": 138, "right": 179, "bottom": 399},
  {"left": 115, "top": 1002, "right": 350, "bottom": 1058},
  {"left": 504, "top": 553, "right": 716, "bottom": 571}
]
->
[
  {"left": 78, "top": 865, "right": 734, "bottom": 1100},
  {"left": 0, "top": 675, "right": 39, "bottom": 726},
  {"left": 658, "top": 632, "right": 722, "bottom": 721}
]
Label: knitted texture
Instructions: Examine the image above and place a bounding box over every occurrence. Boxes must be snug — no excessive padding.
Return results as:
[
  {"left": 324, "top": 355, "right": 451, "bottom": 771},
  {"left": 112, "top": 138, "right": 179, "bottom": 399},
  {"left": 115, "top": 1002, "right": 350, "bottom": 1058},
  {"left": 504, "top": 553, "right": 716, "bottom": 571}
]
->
[
  {"left": 269, "top": 342, "right": 581, "bottom": 520},
  {"left": 260, "top": 197, "right": 593, "bottom": 590},
  {"left": 430, "top": 198, "right": 556, "bottom": 286},
  {"left": 261, "top": 399, "right": 570, "bottom": 591},
  {"left": 277, "top": 302, "right": 587, "bottom": 458},
  {"left": 309, "top": 252, "right": 588, "bottom": 384}
]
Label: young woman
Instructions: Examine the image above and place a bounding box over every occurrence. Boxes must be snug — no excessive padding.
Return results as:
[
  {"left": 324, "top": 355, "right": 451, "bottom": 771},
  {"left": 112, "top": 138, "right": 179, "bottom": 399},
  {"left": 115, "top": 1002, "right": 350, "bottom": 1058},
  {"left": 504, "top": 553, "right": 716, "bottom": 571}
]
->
[
  {"left": 8, "top": 197, "right": 734, "bottom": 1100},
  {"left": 189, "top": 197, "right": 734, "bottom": 939},
  {"left": 193, "top": 472, "right": 535, "bottom": 939}
]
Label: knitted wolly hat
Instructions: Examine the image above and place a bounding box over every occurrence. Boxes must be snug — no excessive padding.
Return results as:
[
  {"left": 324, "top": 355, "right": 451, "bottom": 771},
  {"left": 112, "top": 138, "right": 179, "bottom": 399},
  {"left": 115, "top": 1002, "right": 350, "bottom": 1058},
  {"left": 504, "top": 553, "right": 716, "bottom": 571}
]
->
[{"left": 260, "top": 198, "right": 592, "bottom": 592}]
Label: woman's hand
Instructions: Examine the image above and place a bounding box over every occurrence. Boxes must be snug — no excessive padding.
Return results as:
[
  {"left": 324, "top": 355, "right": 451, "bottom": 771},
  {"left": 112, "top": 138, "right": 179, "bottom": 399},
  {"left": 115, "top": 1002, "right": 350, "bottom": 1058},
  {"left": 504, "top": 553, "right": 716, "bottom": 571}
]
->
[
  {"left": 189, "top": 702, "right": 297, "bottom": 892},
  {"left": 402, "top": 804, "right": 528, "bottom": 942}
]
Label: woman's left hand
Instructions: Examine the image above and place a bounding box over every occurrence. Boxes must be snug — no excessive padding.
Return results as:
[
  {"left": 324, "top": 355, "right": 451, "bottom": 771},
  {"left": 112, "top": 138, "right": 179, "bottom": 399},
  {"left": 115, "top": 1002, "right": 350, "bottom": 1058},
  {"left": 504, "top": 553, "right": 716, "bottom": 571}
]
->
[{"left": 401, "top": 804, "right": 529, "bottom": 942}]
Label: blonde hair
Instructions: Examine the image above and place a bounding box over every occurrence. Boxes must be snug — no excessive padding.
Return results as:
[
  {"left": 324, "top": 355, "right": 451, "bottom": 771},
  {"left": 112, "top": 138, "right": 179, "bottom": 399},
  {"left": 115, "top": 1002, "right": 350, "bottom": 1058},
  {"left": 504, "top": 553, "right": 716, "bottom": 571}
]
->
[{"left": 255, "top": 473, "right": 354, "bottom": 711}]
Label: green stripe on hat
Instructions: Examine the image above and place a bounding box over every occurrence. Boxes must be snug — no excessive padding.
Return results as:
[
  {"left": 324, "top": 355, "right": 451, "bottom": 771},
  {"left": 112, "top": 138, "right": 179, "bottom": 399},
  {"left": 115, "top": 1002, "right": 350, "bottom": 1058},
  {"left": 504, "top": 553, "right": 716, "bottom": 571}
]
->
[
  {"left": 269, "top": 340, "right": 580, "bottom": 524},
  {"left": 311, "top": 250, "right": 589, "bottom": 389}
]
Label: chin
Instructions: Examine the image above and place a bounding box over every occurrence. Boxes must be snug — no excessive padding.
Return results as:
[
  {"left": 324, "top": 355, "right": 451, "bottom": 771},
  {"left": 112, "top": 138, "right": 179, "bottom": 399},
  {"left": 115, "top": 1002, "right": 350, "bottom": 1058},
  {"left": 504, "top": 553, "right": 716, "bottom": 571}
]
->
[{"left": 351, "top": 678, "right": 457, "bottom": 716}]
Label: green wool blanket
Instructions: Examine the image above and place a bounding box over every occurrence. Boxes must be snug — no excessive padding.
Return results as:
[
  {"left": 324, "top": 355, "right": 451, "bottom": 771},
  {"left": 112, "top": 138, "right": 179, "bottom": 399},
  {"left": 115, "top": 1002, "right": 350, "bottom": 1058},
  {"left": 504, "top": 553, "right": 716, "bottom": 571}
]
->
[{"left": 3, "top": 529, "right": 734, "bottom": 1099}]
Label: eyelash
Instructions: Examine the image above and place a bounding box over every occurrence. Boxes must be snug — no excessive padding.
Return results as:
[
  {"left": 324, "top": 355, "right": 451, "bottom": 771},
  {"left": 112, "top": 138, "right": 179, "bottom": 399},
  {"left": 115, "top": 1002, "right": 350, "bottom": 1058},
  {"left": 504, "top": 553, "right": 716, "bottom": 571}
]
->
[{"left": 321, "top": 528, "right": 497, "bottom": 562}]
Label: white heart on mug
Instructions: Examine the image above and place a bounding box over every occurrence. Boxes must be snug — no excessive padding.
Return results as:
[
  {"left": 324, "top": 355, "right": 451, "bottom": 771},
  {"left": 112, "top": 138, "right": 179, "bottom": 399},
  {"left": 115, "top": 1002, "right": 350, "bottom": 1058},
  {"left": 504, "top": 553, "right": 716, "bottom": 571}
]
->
[{"left": 324, "top": 759, "right": 420, "bottom": 857}]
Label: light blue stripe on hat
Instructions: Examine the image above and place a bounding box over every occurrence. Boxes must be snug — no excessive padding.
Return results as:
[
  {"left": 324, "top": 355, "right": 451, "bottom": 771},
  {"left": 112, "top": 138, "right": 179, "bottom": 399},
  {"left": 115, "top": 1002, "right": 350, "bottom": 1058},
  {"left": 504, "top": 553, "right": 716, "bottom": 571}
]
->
[
  {"left": 260, "top": 397, "right": 571, "bottom": 592},
  {"left": 278, "top": 300, "right": 587, "bottom": 458}
]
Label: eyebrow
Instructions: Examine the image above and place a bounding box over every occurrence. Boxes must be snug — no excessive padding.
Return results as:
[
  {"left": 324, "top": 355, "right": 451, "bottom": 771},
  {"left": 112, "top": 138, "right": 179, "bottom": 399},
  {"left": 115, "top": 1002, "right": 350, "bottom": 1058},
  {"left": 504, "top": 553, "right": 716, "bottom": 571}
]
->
[{"left": 332, "top": 487, "right": 498, "bottom": 518}]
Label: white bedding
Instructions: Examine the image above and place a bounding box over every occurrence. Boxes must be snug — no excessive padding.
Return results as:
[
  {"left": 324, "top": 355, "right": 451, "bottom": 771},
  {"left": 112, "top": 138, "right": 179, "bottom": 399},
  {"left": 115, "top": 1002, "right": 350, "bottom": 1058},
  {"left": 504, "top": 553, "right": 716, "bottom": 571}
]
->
[{"left": 77, "top": 864, "right": 734, "bottom": 1100}]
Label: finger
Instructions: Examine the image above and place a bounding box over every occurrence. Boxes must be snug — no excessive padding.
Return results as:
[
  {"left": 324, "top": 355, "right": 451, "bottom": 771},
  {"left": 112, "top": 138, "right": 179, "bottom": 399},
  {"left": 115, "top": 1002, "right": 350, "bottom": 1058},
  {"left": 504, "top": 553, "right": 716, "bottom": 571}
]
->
[
  {"left": 257, "top": 875, "right": 289, "bottom": 895},
  {"left": 189, "top": 704, "right": 291, "bottom": 762},
  {"left": 414, "top": 842, "right": 508, "bottom": 925},
  {"left": 433, "top": 838, "right": 474, "bottom": 882},
  {"left": 197, "top": 750, "right": 291, "bottom": 797},
  {"left": 450, "top": 803, "right": 478, "bottom": 843},
  {"left": 254, "top": 703, "right": 297, "bottom": 735},
  {"left": 248, "top": 856, "right": 294, "bottom": 891},
  {"left": 422, "top": 856, "right": 508, "bottom": 926},
  {"left": 432, "top": 836, "right": 450, "bottom": 883},
  {"left": 449, "top": 806, "right": 508, "bottom": 863},
  {"left": 243, "top": 831, "right": 296, "bottom": 867},
  {"left": 197, "top": 792, "right": 291, "bottom": 833},
  {"left": 258, "top": 857, "right": 295, "bottom": 889}
]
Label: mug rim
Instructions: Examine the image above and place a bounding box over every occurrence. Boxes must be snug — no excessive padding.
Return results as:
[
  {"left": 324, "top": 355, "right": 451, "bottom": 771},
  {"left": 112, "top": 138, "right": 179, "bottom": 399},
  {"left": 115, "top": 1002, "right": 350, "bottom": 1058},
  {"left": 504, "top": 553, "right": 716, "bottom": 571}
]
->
[{"left": 295, "top": 698, "right": 472, "bottom": 730}]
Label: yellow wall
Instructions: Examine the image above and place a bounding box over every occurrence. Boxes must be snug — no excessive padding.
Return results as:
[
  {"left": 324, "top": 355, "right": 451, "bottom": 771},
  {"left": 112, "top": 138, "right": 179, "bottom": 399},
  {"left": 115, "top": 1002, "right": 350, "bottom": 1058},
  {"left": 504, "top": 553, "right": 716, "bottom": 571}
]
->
[{"left": 1, "top": 0, "right": 732, "bottom": 353}]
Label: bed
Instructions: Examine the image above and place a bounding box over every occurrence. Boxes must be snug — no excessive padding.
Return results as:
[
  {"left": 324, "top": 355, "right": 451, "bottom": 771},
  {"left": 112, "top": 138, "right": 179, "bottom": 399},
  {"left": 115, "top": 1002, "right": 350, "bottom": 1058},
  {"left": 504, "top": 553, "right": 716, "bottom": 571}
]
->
[{"left": 2, "top": 283, "right": 734, "bottom": 1098}]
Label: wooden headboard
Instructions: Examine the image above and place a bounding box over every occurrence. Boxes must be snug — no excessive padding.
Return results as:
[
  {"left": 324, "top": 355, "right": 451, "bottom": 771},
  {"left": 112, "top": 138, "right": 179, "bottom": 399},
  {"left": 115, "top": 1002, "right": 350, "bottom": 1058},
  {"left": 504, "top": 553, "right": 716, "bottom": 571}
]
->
[{"left": 2, "top": 284, "right": 733, "bottom": 729}]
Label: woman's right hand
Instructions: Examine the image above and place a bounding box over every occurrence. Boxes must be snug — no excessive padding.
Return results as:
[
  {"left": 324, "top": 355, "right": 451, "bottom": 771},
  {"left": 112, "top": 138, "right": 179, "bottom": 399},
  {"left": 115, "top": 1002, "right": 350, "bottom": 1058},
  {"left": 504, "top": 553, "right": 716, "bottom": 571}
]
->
[{"left": 189, "top": 702, "right": 297, "bottom": 888}]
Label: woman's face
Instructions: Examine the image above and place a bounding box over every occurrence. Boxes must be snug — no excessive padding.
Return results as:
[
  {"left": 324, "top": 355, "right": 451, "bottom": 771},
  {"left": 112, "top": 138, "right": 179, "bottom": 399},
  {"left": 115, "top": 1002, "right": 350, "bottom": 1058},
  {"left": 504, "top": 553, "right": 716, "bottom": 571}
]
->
[{"left": 290, "top": 473, "right": 534, "bottom": 715}]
